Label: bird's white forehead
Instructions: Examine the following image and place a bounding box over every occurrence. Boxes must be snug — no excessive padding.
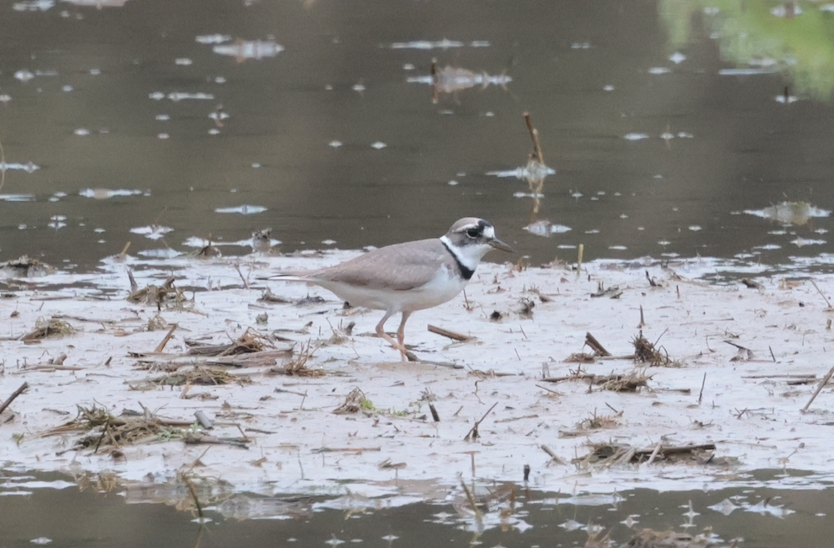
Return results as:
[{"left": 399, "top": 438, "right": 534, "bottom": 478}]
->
[{"left": 482, "top": 225, "right": 495, "bottom": 239}]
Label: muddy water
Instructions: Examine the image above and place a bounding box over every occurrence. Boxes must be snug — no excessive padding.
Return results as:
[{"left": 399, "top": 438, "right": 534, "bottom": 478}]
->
[
  {"left": 1, "top": 471, "right": 832, "bottom": 547},
  {"left": 1, "top": 0, "right": 833, "bottom": 270},
  {"left": 3, "top": 0, "right": 834, "bottom": 544}
]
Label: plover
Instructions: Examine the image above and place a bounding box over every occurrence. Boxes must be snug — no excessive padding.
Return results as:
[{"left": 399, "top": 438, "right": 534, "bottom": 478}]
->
[
  {"left": 251, "top": 228, "right": 273, "bottom": 253},
  {"left": 272, "top": 217, "right": 512, "bottom": 360}
]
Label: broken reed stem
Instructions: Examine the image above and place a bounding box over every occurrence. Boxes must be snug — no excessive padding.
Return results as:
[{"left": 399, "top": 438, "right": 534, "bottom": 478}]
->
[
  {"left": 698, "top": 372, "right": 707, "bottom": 405},
  {"left": 523, "top": 111, "right": 544, "bottom": 164},
  {"left": 0, "top": 382, "right": 29, "bottom": 416},
  {"left": 801, "top": 365, "right": 834, "bottom": 413},
  {"left": 577, "top": 244, "right": 584, "bottom": 274},
  {"left": 540, "top": 444, "right": 567, "bottom": 466},
  {"left": 809, "top": 279, "right": 833, "bottom": 309},
  {"left": 182, "top": 474, "right": 205, "bottom": 519},
  {"left": 427, "top": 324, "right": 471, "bottom": 342},
  {"left": 463, "top": 401, "right": 498, "bottom": 441},
  {"left": 585, "top": 332, "right": 611, "bottom": 357},
  {"left": 153, "top": 323, "right": 178, "bottom": 353},
  {"left": 653, "top": 328, "right": 668, "bottom": 346},
  {"left": 459, "top": 478, "right": 483, "bottom": 522},
  {"left": 119, "top": 241, "right": 131, "bottom": 259},
  {"left": 429, "top": 403, "right": 440, "bottom": 422},
  {"left": 646, "top": 442, "right": 663, "bottom": 465},
  {"left": 535, "top": 383, "right": 561, "bottom": 395},
  {"left": 233, "top": 263, "right": 250, "bottom": 290}
]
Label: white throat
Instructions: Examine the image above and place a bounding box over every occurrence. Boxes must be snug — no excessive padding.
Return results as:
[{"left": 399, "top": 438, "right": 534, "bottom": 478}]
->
[{"left": 439, "top": 235, "right": 486, "bottom": 272}]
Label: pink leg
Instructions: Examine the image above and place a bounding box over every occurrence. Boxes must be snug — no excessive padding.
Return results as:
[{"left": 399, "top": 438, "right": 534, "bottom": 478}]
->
[
  {"left": 396, "top": 311, "right": 413, "bottom": 360},
  {"left": 375, "top": 311, "right": 409, "bottom": 361}
]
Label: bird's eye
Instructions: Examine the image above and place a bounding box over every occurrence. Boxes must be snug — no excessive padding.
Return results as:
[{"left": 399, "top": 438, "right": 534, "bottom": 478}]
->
[{"left": 466, "top": 228, "right": 480, "bottom": 238}]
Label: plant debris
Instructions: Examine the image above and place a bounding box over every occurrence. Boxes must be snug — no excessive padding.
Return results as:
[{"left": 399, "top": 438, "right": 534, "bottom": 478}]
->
[
  {"left": 598, "top": 371, "right": 651, "bottom": 392},
  {"left": 2, "top": 255, "right": 56, "bottom": 277},
  {"left": 268, "top": 341, "right": 325, "bottom": 376},
  {"left": 577, "top": 409, "right": 622, "bottom": 430},
  {"left": 258, "top": 288, "right": 291, "bottom": 303},
  {"left": 543, "top": 371, "right": 651, "bottom": 392},
  {"left": 47, "top": 404, "right": 191, "bottom": 453},
  {"left": 187, "top": 328, "right": 272, "bottom": 356},
  {"left": 333, "top": 388, "right": 371, "bottom": 415},
  {"left": 564, "top": 353, "right": 596, "bottom": 363},
  {"left": 20, "top": 317, "right": 75, "bottom": 341},
  {"left": 632, "top": 330, "right": 674, "bottom": 366},
  {"left": 628, "top": 527, "right": 737, "bottom": 548},
  {"left": 149, "top": 367, "right": 240, "bottom": 387},
  {"left": 574, "top": 442, "right": 722, "bottom": 467},
  {"left": 126, "top": 273, "right": 189, "bottom": 311}
]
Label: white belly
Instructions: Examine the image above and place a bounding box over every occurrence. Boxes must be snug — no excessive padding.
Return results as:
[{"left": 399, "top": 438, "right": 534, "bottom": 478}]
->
[{"left": 316, "top": 266, "right": 468, "bottom": 313}]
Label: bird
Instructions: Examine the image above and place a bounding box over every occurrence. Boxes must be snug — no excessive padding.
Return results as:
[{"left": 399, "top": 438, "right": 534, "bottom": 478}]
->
[
  {"left": 271, "top": 217, "right": 512, "bottom": 361},
  {"left": 250, "top": 228, "right": 274, "bottom": 253}
]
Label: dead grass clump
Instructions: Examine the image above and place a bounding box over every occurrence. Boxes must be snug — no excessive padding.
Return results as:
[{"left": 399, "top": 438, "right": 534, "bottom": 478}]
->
[
  {"left": 598, "top": 371, "right": 651, "bottom": 392},
  {"left": 75, "top": 472, "right": 121, "bottom": 494},
  {"left": 327, "top": 320, "right": 355, "bottom": 345},
  {"left": 186, "top": 328, "right": 273, "bottom": 357},
  {"left": 47, "top": 404, "right": 186, "bottom": 452},
  {"left": 258, "top": 288, "right": 291, "bottom": 304},
  {"left": 525, "top": 285, "right": 552, "bottom": 303},
  {"left": 333, "top": 388, "right": 373, "bottom": 415},
  {"left": 268, "top": 341, "right": 325, "bottom": 377},
  {"left": 143, "top": 314, "right": 168, "bottom": 332},
  {"left": 515, "top": 298, "right": 535, "bottom": 318},
  {"left": 2, "top": 255, "right": 56, "bottom": 277},
  {"left": 152, "top": 367, "right": 239, "bottom": 387},
  {"left": 20, "top": 317, "right": 75, "bottom": 341},
  {"left": 127, "top": 273, "right": 195, "bottom": 312},
  {"left": 193, "top": 242, "right": 221, "bottom": 258},
  {"left": 564, "top": 353, "right": 595, "bottom": 363},
  {"left": 219, "top": 328, "right": 270, "bottom": 356},
  {"left": 583, "top": 526, "right": 612, "bottom": 548},
  {"left": 578, "top": 409, "right": 622, "bottom": 430},
  {"left": 632, "top": 330, "right": 678, "bottom": 367},
  {"left": 629, "top": 527, "right": 735, "bottom": 548},
  {"left": 573, "top": 442, "right": 721, "bottom": 468}
]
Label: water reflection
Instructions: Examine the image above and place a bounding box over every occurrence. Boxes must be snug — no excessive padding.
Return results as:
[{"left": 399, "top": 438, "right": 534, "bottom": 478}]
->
[
  {"left": 1, "top": 471, "right": 832, "bottom": 547},
  {"left": 2, "top": 0, "right": 834, "bottom": 271},
  {"left": 660, "top": 0, "right": 834, "bottom": 100},
  {"left": 62, "top": 0, "right": 129, "bottom": 7},
  {"left": 744, "top": 201, "right": 830, "bottom": 226},
  {"left": 210, "top": 39, "right": 285, "bottom": 62},
  {"left": 425, "top": 61, "right": 512, "bottom": 104}
]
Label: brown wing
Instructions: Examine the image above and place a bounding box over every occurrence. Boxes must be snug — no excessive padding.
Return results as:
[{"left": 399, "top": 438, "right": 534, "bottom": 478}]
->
[{"left": 303, "top": 239, "right": 449, "bottom": 291}]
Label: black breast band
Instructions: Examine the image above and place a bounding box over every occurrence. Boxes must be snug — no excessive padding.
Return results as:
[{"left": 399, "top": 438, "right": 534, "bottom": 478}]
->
[{"left": 441, "top": 241, "right": 475, "bottom": 280}]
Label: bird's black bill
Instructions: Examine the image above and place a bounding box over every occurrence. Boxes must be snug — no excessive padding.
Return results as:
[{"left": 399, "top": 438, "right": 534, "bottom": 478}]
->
[{"left": 489, "top": 238, "right": 514, "bottom": 253}]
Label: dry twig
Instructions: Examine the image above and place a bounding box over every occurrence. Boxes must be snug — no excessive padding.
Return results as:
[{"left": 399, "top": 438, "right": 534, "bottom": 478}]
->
[{"left": 0, "top": 382, "right": 29, "bottom": 416}]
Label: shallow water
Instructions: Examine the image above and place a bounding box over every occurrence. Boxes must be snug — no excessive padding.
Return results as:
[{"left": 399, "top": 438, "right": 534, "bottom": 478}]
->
[
  {"left": 1, "top": 470, "right": 832, "bottom": 547},
  {"left": 4, "top": 1, "right": 834, "bottom": 545},
  {"left": 1, "top": 0, "right": 834, "bottom": 271}
]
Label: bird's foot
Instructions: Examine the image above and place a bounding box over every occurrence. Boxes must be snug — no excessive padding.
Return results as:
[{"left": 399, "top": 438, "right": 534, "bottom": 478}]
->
[{"left": 391, "top": 342, "right": 419, "bottom": 362}]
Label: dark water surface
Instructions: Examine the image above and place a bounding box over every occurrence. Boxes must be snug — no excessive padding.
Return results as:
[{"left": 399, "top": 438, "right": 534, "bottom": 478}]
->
[
  {"left": 4, "top": 1, "right": 834, "bottom": 542},
  {"left": 2, "top": 471, "right": 833, "bottom": 547},
  {"left": 1, "top": 0, "right": 834, "bottom": 270}
]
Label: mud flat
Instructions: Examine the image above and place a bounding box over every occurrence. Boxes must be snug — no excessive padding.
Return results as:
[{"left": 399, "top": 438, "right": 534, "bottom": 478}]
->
[{"left": 2, "top": 251, "right": 834, "bottom": 506}]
